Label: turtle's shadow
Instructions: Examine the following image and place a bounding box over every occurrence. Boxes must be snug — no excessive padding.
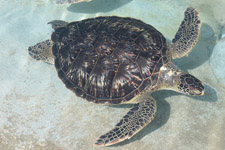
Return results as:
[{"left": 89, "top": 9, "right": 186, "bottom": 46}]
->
[
  {"left": 67, "top": 0, "right": 133, "bottom": 13},
  {"left": 108, "top": 83, "right": 217, "bottom": 147},
  {"left": 173, "top": 23, "right": 216, "bottom": 71}
]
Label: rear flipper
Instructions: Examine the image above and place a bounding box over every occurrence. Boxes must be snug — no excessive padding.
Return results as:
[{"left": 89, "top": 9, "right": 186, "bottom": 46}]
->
[
  {"left": 28, "top": 39, "right": 54, "bottom": 64},
  {"left": 95, "top": 94, "right": 157, "bottom": 146},
  {"left": 48, "top": 20, "right": 68, "bottom": 30},
  {"left": 171, "top": 7, "right": 201, "bottom": 59}
]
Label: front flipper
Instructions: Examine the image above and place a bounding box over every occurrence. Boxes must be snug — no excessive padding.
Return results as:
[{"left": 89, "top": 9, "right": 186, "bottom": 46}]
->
[
  {"left": 171, "top": 7, "right": 201, "bottom": 59},
  {"left": 95, "top": 94, "right": 157, "bottom": 146}
]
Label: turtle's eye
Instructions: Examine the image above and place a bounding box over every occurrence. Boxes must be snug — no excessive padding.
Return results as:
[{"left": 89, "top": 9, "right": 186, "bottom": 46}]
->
[{"left": 178, "top": 74, "right": 205, "bottom": 96}]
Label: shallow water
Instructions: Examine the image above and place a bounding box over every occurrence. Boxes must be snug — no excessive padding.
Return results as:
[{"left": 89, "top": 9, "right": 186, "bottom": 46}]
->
[{"left": 0, "top": 0, "right": 225, "bottom": 150}]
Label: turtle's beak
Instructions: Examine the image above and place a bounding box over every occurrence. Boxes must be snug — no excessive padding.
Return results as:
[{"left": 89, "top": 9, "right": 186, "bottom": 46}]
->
[{"left": 195, "top": 82, "right": 205, "bottom": 96}]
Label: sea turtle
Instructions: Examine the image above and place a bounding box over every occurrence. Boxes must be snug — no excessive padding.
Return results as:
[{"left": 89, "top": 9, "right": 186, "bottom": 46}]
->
[{"left": 28, "top": 7, "right": 204, "bottom": 146}]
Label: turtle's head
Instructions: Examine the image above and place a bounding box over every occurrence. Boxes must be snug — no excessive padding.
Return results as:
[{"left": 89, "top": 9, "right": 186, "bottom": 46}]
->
[
  {"left": 159, "top": 62, "right": 204, "bottom": 96},
  {"left": 28, "top": 39, "right": 54, "bottom": 65},
  {"left": 176, "top": 73, "right": 205, "bottom": 96}
]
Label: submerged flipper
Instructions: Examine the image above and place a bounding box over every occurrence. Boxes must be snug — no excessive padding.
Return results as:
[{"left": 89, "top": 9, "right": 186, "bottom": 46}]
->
[
  {"left": 48, "top": 20, "right": 68, "bottom": 30},
  {"left": 171, "top": 7, "right": 201, "bottom": 59},
  {"left": 28, "top": 40, "right": 54, "bottom": 64},
  {"left": 95, "top": 94, "right": 157, "bottom": 146}
]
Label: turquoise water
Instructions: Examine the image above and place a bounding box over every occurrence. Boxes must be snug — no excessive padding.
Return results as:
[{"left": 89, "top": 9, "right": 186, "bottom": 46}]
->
[{"left": 0, "top": 0, "right": 225, "bottom": 150}]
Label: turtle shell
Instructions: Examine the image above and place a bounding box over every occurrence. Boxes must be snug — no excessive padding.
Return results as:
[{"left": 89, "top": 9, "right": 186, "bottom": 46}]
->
[{"left": 51, "top": 16, "right": 170, "bottom": 104}]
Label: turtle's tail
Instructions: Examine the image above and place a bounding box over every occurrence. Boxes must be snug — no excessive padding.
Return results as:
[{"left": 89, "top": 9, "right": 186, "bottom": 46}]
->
[{"left": 28, "top": 39, "right": 54, "bottom": 65}]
